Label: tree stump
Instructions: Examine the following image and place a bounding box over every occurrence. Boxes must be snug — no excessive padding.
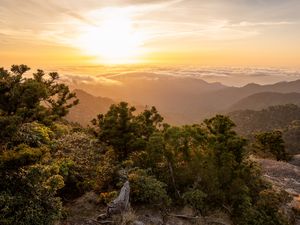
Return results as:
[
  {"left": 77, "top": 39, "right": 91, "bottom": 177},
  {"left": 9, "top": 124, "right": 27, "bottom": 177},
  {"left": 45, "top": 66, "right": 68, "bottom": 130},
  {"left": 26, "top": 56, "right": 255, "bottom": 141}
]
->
[{"left": 107, "top": 181, "right": 130, "bottom": 215}]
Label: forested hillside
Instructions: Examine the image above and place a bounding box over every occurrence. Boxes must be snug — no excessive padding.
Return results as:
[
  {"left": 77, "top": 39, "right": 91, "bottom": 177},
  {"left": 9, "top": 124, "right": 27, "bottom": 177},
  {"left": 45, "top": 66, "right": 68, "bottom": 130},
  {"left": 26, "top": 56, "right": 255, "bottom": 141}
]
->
[
  {"left": 229, "top": 104, "right": 300, "bottom": 154},
  {"left": 228, "top": 92, "right": 300, "bottom": 111},
  {"left": 0, "top": 65, "right": 298, "bottom": 225}
]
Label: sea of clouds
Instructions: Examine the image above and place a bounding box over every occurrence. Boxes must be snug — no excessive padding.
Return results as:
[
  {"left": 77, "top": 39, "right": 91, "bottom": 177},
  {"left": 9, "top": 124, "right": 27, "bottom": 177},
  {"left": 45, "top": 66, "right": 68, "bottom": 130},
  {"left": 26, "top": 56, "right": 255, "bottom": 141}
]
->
[{"left": 46, "top": 65, "right": 300, "bottom": 87}]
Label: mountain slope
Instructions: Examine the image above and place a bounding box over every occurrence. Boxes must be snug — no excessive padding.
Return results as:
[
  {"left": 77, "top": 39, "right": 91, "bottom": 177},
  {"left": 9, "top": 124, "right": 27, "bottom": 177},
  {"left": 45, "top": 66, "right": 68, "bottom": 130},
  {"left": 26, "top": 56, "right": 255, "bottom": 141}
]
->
[
  {"left": 68, "top": 72, "right": 227, "bottom": 121},
  {"left": 228, "top": 104, "right": 300, "bottom": 135},
  {"left": 204, "top": 79, "right": 300, "bottom": 112},
  {"left": 66, "top": 89, "right": 115, "bottom": 126},
  {"left": 68, "top": 74, "right": 300, "bottom": 124},
  {"left": 228, "top": 92, "right": 300, "bottom": 111}
]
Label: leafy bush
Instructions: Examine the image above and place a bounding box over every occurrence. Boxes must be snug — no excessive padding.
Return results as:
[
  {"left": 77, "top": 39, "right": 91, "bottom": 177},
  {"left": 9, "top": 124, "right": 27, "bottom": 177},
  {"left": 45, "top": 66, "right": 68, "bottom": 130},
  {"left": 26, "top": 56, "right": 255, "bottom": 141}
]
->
[
  {"left": 99, "top": 191, "right": 118, "bottom": 204},
  {"left": 52, "top": 131, "right": 102, "bottom": 198},
  {"left": 12, "top": 122, "right": 54, "bottom": 147},
  {"left": 0, "top": 163, "right": 64, "bottom": 225},
  {"left": 238, "top": 189, "right": 291, "bottom": 225},
  {"left": 253, "top": 131, "right": 289, "bottom": 161},
  {"left": 182, "top": 189, "right": 207, "bottom": 212},
  {"left": 0, "top": 144, "right": 48, "bottom": 170},
  {"left": 96, "top": 148, "right": 119, "bottom": 191},
  {"left": 283, "top": 120, "right": 300, "bottom": 154},
  {"left": 128, "top": 169, "right": 171, "bottom": 206}
]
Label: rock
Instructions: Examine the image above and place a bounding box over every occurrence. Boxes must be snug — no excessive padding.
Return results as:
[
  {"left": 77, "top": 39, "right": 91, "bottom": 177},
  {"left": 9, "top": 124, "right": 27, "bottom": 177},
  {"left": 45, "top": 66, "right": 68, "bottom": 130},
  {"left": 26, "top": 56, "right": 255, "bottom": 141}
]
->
[
  {"left": 107, "top": 181, "right": 130, "bottom": 215},
  {"left": 132, "top": 221, "right": 145, "bottom": 225},
  {"left": 141, "top": 215, "right": 163, "bottom": 225}
]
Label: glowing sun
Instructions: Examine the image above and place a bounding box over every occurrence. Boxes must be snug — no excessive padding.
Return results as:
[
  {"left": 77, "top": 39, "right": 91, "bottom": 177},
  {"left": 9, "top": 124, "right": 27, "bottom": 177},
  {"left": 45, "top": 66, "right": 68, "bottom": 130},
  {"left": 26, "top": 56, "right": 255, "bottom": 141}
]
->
[{"left": 76, "top": 12, "right": 145, "bottom": 64}]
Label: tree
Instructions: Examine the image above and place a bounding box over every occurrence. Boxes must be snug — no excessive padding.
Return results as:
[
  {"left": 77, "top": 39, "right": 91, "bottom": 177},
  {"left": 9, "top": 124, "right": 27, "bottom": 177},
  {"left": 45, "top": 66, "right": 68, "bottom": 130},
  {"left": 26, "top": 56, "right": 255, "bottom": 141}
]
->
[
  {"left": 92, "top": 102, "right": 138, "bottom": 160},
  {"left": 134, "top": 106, "right": 163, "bottom": 140},
  {"left": 0, "top": 65, "right": 78, "bottom": 225},
  {"left": 253, "top": 130, "right": 288, "bottom": 161},
  {"left": 0, "top": 65, "right": 78, "bottom": 144},
  {"left": 283, "top": 120, "right": 300, "bottom": 154},
  {"left": 92, "top": 102, "right": 163, "bottom": 161}
]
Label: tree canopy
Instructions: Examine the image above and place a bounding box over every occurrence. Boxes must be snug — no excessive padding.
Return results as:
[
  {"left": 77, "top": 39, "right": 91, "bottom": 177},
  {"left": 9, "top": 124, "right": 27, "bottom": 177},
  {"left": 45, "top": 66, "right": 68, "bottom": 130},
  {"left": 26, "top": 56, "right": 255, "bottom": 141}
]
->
[{"left": 0, "top": 65, "right": 78, "bottom": 144}]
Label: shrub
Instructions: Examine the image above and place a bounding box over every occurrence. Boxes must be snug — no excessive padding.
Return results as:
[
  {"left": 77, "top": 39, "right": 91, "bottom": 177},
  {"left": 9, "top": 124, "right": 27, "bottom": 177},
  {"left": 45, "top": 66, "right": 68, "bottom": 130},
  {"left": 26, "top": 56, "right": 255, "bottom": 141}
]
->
[
  {"left": 182, "top": 189, "right": 207, "bottom": 213},
  {"left": 52, "top": 131, "right": 102, "bottom": 197},
  {"left": 237, "top": 189, "right": 291, "bottom": 225},
  {"left": 96, "top": 148, "right": 119, "bottom": 191},
  {"left": 0, "top": 164, "right": 64, "bottom": 225},
  {"left": 99, "top": 191, "right": 118, "bottom": 204},
  {"left": 253, "top": 131, "right": 289, "bottom": 161},
  {"left": 12, "top": 122, "right": 54, "bottom": 147},
  {"left": 128, "top": 169, "right": 171, "bottom": 206},
  {"left": 0, "top": 144, "right": 48, "bottom": 170}
]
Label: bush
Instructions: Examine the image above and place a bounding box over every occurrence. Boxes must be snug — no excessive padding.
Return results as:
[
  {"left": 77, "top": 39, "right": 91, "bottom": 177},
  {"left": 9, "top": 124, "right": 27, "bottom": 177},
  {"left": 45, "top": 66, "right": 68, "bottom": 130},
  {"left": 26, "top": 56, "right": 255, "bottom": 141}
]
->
[
  {"left": 182, "top": 189, "right": 207, "bottom": 213},
  {"left": 99, "top": 191, "right": 118, "bottom": 204},
  {"left": 12, "top": 122, "right": 54, "bottom": 147},
  {"left": 0, "top": 164, "right": 64, "bottom": 225},
  {"left": 253, "top": 131, "right": 289, "bottom": 161},
  {"left": 237, "top": 189, "right": 291, "bottom": 225},
  {"left": 96, "top": 148, "right": 119, "bottom": 191},
  {"left": 0, "top": 144, "right": 48, "bottom": 170},
  {"left": 52, "top": 131, "right": 102, "bottom": 197},
  {"left": 128, "top": 169, "right": 171, "bottom": 206}
]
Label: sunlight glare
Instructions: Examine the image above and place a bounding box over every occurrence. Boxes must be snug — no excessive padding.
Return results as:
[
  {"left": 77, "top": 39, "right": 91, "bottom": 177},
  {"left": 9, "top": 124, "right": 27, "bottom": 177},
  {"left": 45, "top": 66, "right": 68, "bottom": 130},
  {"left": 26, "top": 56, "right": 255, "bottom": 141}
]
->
[{"left": 76, "top": 11, "right": 146, "bottom": 64}]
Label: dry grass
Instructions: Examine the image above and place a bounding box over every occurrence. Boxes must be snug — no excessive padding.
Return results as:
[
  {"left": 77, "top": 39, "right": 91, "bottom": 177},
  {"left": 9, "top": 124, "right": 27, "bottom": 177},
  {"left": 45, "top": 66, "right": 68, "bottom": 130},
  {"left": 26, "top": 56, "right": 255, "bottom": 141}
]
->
[{"left": 112, "top": 208, "right": 138, "bottom": 225}]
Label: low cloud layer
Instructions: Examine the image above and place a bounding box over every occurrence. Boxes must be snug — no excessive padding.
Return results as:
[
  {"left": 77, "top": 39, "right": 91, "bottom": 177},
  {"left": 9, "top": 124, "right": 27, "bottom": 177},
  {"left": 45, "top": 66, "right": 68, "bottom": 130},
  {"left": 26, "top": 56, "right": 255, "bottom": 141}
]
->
[{"left": 50, "top": 65, "right": 300, "bottom": 87}]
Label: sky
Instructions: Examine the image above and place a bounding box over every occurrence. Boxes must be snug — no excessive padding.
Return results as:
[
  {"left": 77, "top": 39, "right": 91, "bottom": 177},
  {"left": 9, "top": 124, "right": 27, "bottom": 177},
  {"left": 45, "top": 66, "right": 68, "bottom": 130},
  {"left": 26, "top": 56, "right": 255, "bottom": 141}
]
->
[{"left": 1, "top": 0, "right": 300, "bottom": 69}]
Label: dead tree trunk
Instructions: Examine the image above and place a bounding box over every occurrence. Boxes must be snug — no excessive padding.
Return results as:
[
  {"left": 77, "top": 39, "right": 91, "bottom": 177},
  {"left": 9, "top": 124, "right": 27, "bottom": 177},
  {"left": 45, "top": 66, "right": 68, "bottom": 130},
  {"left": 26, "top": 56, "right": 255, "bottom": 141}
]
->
[{"left": 107, "top": 181, "right": 130, "bottom": 215}]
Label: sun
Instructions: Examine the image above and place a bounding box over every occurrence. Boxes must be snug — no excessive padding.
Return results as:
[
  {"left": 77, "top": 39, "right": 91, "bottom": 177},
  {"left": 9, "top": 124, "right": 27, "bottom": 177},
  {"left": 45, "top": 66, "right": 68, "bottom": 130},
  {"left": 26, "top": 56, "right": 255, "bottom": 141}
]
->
[{"left": 75, "top": 12, "right": 145, "bottom": 64}]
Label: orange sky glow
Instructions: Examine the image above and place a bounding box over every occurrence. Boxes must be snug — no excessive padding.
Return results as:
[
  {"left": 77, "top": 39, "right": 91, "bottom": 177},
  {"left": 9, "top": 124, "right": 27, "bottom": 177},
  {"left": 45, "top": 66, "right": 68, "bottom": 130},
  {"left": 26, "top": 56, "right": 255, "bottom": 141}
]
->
[{"left": 1, "top": 0, "right": 300, "bottom": 68}]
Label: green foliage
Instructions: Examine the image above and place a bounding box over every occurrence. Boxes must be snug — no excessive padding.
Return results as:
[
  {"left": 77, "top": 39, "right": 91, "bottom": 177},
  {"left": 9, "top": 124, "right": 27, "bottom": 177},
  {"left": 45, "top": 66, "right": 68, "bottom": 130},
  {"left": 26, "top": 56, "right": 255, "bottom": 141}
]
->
[
  {"left": 52, "top": 131, "right": 102, "bottom": 198},
  {"left": 0, "top": 66, "right": 293, "bottom": 225},
  {"left": 253, "top": 130, "right": 289, "bottom": 161},
  {"left": 99, "top": 191, "right": 118, "bottom": 204},
  {"left": 238, "top": 189, "right": 291, "bottom": 225},
  {"left": 229, "top": 104, "right": 300, "bottom": 136},
  {"left": 128, "top": 169, "right": 171, "bottom": 206},
  {"left": 0, "top": 65, "right": 80, "bottom": 224},
  {"left": 0, "top": 144, "right": 49, "bottom": 170},
  {"left": 0, "top": 65, "right": 78, "bottom": 143},
  {"left": 12, "top": 122, "right": 54, "bottom": 147},
  {"left": 92, "top": 102, "right": 163, "bottom": 161},
  {"left": 50, "top": 122, "right": 72, "bottom": 138},
  {"left": 230, "top": 104, "right": 300, "bottom": 154},
  {"left": 95, "top": 148, "right": 119, "bottom": 191},
  {"left": 182, "top": 189, "right": 207, "bottom": 212},
  {"left": 0, "top": 152, "right": 64, "bottom": 225},
  {"left": 126, "top": 114, "right": 290, "bottom": 224},
  {"left": 92, "top": 102, "right": 139, "bottom": 160},
  {"left": 283, "top": 120, "right": 300, "bottom": 154}
]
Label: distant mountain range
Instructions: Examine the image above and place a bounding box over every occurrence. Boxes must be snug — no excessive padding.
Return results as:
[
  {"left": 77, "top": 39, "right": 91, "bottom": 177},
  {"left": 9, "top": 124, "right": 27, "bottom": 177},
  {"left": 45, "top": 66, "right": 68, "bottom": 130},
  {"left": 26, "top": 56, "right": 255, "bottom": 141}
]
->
[
  {"left": 207, "top": 79, "right": 300, "bottom": 112},
  {"left": 66, "top": 74, "right": 300, "bottom": 125}
]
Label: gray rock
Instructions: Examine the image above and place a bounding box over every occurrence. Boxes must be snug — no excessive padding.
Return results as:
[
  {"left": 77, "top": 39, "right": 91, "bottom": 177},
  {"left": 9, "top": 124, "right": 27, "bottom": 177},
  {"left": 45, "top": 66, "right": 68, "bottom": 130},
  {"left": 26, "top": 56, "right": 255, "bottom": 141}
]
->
[{"left": 132, "top": 221, "right": 145, "bottom": 225}]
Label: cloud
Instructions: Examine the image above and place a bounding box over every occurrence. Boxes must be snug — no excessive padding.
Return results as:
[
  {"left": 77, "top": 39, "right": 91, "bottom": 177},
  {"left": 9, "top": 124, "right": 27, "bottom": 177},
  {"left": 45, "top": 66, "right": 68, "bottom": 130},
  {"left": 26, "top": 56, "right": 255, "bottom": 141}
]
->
[
  {"left": 61, "top": 74, "right": 123, "bottom": 86},
  {"left": 1, "top": 0, "right": 300, "bottom": 66},
  {"left": 54, "top": 65, "right": 300, "bottom": 87},
  {"left": 231, "top": 21, "right": 298, "bottom": 27}
]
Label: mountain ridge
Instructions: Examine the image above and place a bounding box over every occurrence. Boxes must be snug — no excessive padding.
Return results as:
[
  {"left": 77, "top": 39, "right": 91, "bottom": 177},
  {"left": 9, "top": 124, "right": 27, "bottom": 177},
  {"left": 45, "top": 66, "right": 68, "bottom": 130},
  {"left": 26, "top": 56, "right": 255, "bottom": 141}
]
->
[{"left": 67, "top": 76, "right": 300, "bottom": 125}]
